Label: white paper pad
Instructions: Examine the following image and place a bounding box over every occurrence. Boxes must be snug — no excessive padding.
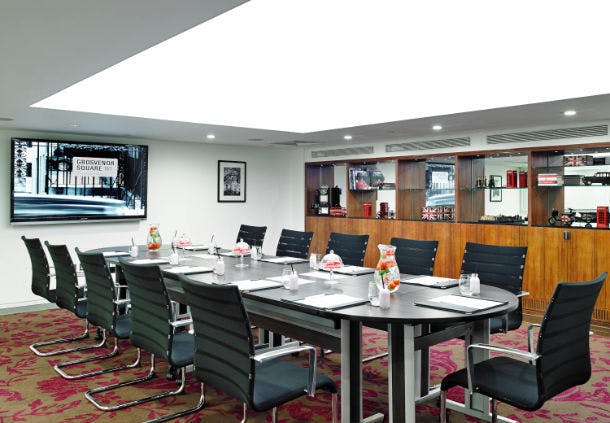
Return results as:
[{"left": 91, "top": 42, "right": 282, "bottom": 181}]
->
[
  {"left": 163, "top": 266, "right": 213, "bottom": 274},
  {"left": 300, "top": 271, "right": 349, "bottom": 280},
  {"left": 334, "top": 265, "right": 374, "bottom": 275},
  {"left": 231, "top": 279, "right": 282, "bottom": 291},
  {"left": 182, "top": 245, "right": 208, "bottom": 251},
  {"left": 262, "top": 257, "right": 307, "bottom": 264},
  {"left": 191, "top": 253, "right": 218, "bottom": 260},
  {"left": 294, "top": 293, "right": 367, "bottom": 309},
  {"left": 219, "top": 251, "right": 238, "bottom": 257},
  {"left": 265, "top": 276, "right": 315, "bottom": 285},
  {"left": 430, "top": 295, "right": 504, "bottom": 310},
  {"left": 405, "top": 276, "right": 456, "bottom": 286},
  {"left": 102, "top": 251, "right": 130, "bottom": 257},
  {"left": 130, "top": 258, "right": 169, "bottom": 265}
]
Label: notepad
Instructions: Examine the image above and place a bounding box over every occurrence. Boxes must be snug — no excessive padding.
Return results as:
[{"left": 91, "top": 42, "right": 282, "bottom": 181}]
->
[
  {"left": 402, "top": 276, "right": 458, "bottom": 289},
  {"left": 300, "top": 271, "right": 349, "bottom": 281},
  {"left": 102, "top": 251, "right": 130, "bottom": 257},
  {"left": 415, "top": 294, "right": 507, "bottom": 314},
  {"left": 333, "top": 266, "right": 375, "bottom": 276},
  {"left": 130, "top": 258, "right": 169, "bottom": 265},
  {"left": 285, "top": 293, "right": 369, "bottom": 310},
  {"left": 265, "top": 276, "right": 315, "bottom": 285},
  {"left": 191, "top": 253, "right": 218, "bottom": 260},
  {"left": 163, "top": 266, "right": 213, "bottom": 275},
  {"left": 230, "top": 279, "right": 282, "bottom": 291},
  {"left": 261, "top": 256, "right": 308, "bottom": 264},
  {"left": 218, "top": 251, "right": 238, "bottom": 257},
  {"left": 181, "top": 245, "right": 208, "bottom": 251}
]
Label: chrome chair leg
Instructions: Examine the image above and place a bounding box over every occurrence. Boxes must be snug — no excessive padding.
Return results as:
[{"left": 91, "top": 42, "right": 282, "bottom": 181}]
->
[
  {"left": 271, "top": 406, "right": 278, "bottom": 423},
  {"left": 491, "top": 398, "right": 498, "bottom": 423},
  {"left": 143, "top": 382, "right": 207, "bottom": 423},
  {"left": 30, "top": 320, "right": 104, "bottom": 357},
  {"left": 331, "top": 392, "right": 338, "bottom": 423},
  {"left": 440, "top": 390, "right": 448, "bottom": 423},
  {"left": 54, "top": 333, "right": 140, "bottom": 379},
  {"left": 86, "top": 352, "right": 189, "bottom": 412},
  {"left": 240, "top": 402, "right": 248, "bottom": 423},
  {"left": 362, "top": 351, "right": 388, "bottom": 363}
]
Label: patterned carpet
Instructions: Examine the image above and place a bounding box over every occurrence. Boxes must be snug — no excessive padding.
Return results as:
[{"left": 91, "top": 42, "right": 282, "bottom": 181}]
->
[{"left": 0, "top": 308, "right": 609, "bottom": 422}]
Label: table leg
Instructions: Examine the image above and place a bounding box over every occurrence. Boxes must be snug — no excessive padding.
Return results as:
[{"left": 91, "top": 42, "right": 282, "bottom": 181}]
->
[
  {"left": 341, "top": 319, "right": 362, "bottom": 423},
  {"left": 388, "top": 323, "right": 415, "bottom": 423}
]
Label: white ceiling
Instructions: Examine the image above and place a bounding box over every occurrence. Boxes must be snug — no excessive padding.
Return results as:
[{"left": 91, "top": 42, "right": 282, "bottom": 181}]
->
[{"left": 2, "top": 0, "right": 610, "bottom": 148}]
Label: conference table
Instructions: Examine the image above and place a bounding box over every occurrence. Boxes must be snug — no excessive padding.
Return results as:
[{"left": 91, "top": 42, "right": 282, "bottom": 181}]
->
[{"left": 94, "top": 245, "right": 518, "bottom": 423}]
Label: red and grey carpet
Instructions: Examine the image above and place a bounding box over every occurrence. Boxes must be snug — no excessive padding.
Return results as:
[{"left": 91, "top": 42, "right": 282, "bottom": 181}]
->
[{"left": 1, "top": 308, "right": 609, "bottom": 422}]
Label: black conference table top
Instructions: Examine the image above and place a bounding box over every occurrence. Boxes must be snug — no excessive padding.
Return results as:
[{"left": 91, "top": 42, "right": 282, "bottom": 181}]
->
[{"left": 91, "top": 244, "right": 518, "bottom": 423}]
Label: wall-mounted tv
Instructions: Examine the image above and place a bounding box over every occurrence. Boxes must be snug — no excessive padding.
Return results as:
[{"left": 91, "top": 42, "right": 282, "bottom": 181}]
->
[{"left": 11, "top": 138, "right": 148, "bottom": 224}]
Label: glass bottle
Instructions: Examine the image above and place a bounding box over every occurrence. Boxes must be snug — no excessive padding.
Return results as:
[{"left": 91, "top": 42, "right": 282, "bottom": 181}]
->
[
  {"left": 374, "top": 244, "right": 401, "bottom": 292},
  {"left": 146, "top": 224, "right": 162, "bottom": 251}
]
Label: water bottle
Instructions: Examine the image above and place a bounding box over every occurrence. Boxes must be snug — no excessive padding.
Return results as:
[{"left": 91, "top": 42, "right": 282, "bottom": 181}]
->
[{"left": 470, "top": 273, "right": 480, "bottom": 296}]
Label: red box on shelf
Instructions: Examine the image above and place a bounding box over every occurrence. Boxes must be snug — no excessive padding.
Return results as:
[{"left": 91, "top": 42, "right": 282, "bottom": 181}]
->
[
  {"left": 597, "top": 206, "right": 609, "bottom": 228},
  {"left": 506, "top": 170, "right": 517, "bottom": 188},
  {"left": 363, "top": 202, "right": 372, "bottom": 218},
  {"left": 518, "top": 171, "right": 528, "bottom": 187}
]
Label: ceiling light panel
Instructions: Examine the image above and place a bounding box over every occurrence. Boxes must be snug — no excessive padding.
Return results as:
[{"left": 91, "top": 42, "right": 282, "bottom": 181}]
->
[{"left": 32, "top": 0, "right": 610, "bottom": 133}]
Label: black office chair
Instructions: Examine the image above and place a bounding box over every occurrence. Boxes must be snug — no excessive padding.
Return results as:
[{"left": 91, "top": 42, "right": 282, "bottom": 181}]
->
[
  {"left": 85, "top": 260, "right": 203, "bottom": 421},
  {"left": 276, "top": 228, "right": 314, "bottom": 259},
  {"left": 390, "top": 237, "right": 439, "bottom": 276},
  {"left": 461, "top": 242, "right": 528, "bottom": 334},
  {"left": 21, "top": 235, "right": 56, "bottom": 304},
  {"left": 54, "top": 249, "right": 136, "bottom": 379},
  {"left": 326, "top": 232, "right": 369, "bottom": 266},
  {"left": 440, "top": 272, "right": 606, "bottom": 423},
  {"left": 30, "top": 242, "right": 104, "bottom": 357},
  {"left": 237, "top": 224, "right": 267, "bottom": 248},
  {"left": 178, "top": 277, "right": 338, "bottom": 422}
]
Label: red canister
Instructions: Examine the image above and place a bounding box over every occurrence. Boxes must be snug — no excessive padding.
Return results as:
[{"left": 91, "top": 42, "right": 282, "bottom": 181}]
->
[
  {"left": 506, "top": 170, "right": 517, "bottom": 188},
  {"left": 363, "top": 202, "right": 372, "bottom": 218},
  {"left": 518, "top": 171, "right": 528, "bottom": 187},
  {"left": 379, "top": 202, "right": 389, "bottom": 219}
]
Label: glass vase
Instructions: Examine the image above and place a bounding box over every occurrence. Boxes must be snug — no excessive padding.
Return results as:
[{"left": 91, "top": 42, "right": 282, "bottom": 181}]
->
[
  {"left": 147, "top": 224, "right": 162, "bottom": 251},
  {"left": 374, "top": 244, "right": 400, "bottom": 292}
]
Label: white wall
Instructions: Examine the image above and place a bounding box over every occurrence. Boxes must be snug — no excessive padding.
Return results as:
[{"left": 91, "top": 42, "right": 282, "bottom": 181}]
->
[{"left": 1, "top": 128, "right": 304, "bottom": 308}]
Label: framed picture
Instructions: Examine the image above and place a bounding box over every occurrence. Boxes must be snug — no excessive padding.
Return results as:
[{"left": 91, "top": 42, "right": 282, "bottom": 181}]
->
[
  {"left": 218, "top": 160, "right": 246, "bottom": 202},
  {"left": 490, "top": 175, "right": 502, "bottom": 202}
]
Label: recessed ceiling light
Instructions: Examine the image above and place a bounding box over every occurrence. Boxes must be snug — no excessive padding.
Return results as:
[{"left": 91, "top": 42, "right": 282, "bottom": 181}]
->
[
  {"left": 0, "top": 117, "right": 14, "bottom": 121},
  {"left": 432, "top": 124, "right": 443, "bottom": 131},
  {"left": 30, "top": 0, "right": 610, "bottom": 133},
  {"left": 70, "top": 123, "right": 80, "bottom": 127},
  {"left": 563, "top": 109, "right": 577, "bottom": 117},
  {"left": 206, "top": 133, "right": 216, "bottom": 140},
  {"left": 344, "top": 135, "right": 353, "bottom": 140}
]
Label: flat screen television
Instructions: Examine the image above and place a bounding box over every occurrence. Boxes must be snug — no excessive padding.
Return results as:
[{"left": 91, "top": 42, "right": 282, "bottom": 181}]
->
[{"left": 11, "top": 138, "right": 148, "bottom": 224}]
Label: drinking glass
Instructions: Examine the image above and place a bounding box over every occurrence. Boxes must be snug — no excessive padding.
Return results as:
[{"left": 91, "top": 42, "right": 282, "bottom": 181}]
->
[
  {"left": 368, "top": 281, "right": 380, "bottom": 306},
  {"left": 282, "top": 268, "right": 293, "bottom": 288},
  {"left": 459, "top": 273, "right": 472, "bottom": 296}
]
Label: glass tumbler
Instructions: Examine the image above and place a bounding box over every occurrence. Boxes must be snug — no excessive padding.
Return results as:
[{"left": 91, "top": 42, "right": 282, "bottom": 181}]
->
[
  {"left": 368, "top": 281, "right": 380, "bottom": 306},
  {"left": 459, "top": 273, "right": 472, "bottom": 296}
]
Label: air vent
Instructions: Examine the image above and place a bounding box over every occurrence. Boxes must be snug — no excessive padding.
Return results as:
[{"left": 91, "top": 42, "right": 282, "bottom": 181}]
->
[
  {"left": 385, "top": 137, "right": 470, "bottom": 153},
  {"left": 487, "top": 125, "right": 608, "bottom": 144},
  {"left": 311, "top": 146, "right": 374, "bottom": 158}
]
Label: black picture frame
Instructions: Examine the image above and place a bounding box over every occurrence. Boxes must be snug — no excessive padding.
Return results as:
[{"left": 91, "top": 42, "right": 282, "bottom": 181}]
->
[
  {"left": 218, "top": 160, "right": 246, "bottom": 202},
  {"left": 490, "top": 175, "right": 502, "bottom": 202}
]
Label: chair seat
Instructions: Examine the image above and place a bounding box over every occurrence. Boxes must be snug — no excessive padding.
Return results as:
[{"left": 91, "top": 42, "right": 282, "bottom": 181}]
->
[
  {"left": 252, "top": 359, "right": 337, "bottom": 412},
  {"left": 75, "top": 300, "right": 88, "bottom": 319},
  {"left": 441, "top": 356, "right": 540, "bottom": 411},
  {"left": 169, "top": 331, "right": 195, "bottom": 368},
  {"left": 112, "top": 314, "right": 132, "bottom": 339}
]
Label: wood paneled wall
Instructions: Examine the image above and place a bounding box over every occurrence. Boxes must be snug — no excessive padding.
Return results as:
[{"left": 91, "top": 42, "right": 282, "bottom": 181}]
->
[{"left": 306, "top": 216, "right": 610, "bottom": 326}]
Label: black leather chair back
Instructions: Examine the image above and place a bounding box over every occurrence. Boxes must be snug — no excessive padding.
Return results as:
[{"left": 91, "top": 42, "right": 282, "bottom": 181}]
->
[
  {"left": 21, "top": 236, "right": 55, "bottom": 302},
  {"left": 276, "top": 229, "right": 314, "bottom": 259},
  {"left": 45, "top": 242, "right": 81, "bottom": 316},
  {"left": 180, "top": 279, "right": 254, "bottom": 406},
  {"left": 536, "top": 273, "right": 605, "bottom": 403},
  {"left": 76, "top": 249, "right": 117, "bottom": 333},
  {"left": 461, "top": 242, "right": 527, "bottom": 332},
  {"left": 390, "top": 237, "right": 438, "bottom": 276},
  {"left": 237, "top": 224, "right": 267, "bottom": 248},
  {"left": 119, "top": 260, "right": 174, "bottom": 361},
  {"left": 326, "top": 232, "right": 369, "bottom": 266}
]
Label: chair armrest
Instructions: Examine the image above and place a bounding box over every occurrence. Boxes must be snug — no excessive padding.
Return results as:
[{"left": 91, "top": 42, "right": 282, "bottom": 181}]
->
[
  {"left": 527, "top": 323, "right": 541, "bottom": 353},
  {"left": 114, "top": 298, "right": 130, "bottom": 306},
  {"left": 77, "top": 297, "right": 87, "bottom": 303},
  {"left": 517, "top": 290, "right": 529, "bottom": 298},
  {"left": 466, "top": 343, "right": 540, "bottom": 394},
  {"left": 170, "top": 319, "right": 193, "bottom": 328},
  {"left": 253, "top": 344, "right": 318, "bottom": 396}
]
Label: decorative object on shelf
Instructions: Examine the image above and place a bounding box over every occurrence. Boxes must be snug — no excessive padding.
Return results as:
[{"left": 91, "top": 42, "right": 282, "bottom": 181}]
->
[
  {"left": 596, "top": 206, "right": 609, "bottom": 228},
  {"left": 518, "top": 171, "right": 528, "bottom": 187},
  {"left": 506, "top": 170, "right": 517, "bottom": 188},
  {"left": 218, "top": 160, "right": 246, "bottom": 202},
  {"left": 363, "top": 202, "right": 372, "bottom": 218},
  {"left": 582, "top": 172, "right": 610, "bottom": 186},
  {"left": 233, "top": 239, "right": 250, "bottom": 268},
  {"left": 320, "top": 250, "right": 343, "bottom": 284},
  {"left": 538, "top": 173, "right": 563, "bottom": 186},
  {"left": 379, "top": 202, "right": 389, "bottom": 219},
  {"left": 563, "top": 154, "right": 593, "bottom": 166},
  {"left": 329, "top": 206, "right": 347, "bottom": 216},
  {"left": 146, "top": 224, "right": 162, "bottom": 251},
  {"left": 421, "top": 206, "right": 454, "bottom": 221},
  {"left": 548, "top": 208, "right": 560, "bottom": 225},
  {"left": 374, "top": 244, "right": 400, "bottom": 293},
  {"left": 489, "top": 175, "right": 503, "bottom": 202},
  {"left": 563, "top": 174, "right": 582, "bottom": 186},
  {"left": 316, "top": 185, "right": 329, "bottom": 214},
  {"left": 479, "top": 215, "right": 525, "bottom": 224}
]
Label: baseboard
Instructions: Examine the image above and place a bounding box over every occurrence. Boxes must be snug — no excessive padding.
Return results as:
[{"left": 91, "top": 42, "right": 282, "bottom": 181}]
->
[{"left": 0, "top": 302, "right": 57, "bottom": 316}]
